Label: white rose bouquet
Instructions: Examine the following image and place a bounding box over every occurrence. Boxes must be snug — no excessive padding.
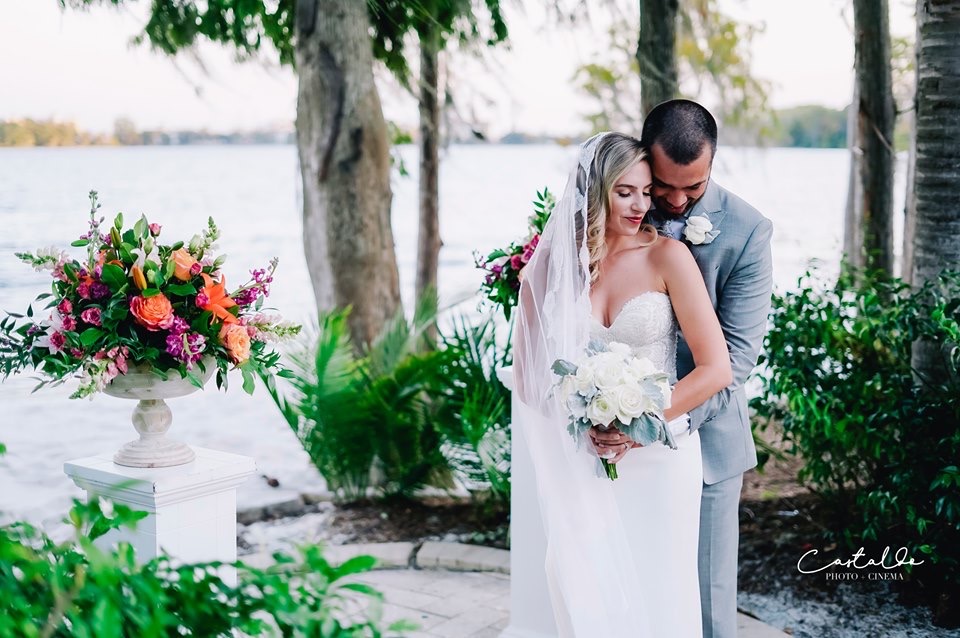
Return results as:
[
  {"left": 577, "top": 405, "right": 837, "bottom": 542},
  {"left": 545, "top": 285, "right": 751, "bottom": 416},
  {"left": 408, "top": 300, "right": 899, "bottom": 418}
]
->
[{"left": 552, "top": 340, "right": 676, "bottom": 480}]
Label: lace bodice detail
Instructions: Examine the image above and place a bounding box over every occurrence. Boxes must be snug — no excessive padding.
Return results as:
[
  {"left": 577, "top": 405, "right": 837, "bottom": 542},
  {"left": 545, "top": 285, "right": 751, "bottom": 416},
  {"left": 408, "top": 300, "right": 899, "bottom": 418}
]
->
[{"left": 590, "top": 291, "right": 678, "bottom": 382}]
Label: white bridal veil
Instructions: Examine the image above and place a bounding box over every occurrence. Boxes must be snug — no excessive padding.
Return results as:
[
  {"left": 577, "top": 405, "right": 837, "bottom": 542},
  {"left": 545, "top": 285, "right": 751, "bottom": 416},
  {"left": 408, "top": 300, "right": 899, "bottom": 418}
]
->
[{"left": 513, "top": 133, "right": 654, "bottom": 637}]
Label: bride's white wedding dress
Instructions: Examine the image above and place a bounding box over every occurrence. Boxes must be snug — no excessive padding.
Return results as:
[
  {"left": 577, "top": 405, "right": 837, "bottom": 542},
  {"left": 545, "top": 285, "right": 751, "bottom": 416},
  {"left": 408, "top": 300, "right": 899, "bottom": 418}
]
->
[{"left": 589, "top": 290, "right": 704, "bottom": 638}]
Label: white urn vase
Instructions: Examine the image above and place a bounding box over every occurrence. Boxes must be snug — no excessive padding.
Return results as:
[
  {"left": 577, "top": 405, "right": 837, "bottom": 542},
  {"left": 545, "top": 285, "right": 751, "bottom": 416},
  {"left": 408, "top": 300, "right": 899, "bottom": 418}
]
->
[{"left": 105, "top": 360, "right": 215, "bottom": 468}]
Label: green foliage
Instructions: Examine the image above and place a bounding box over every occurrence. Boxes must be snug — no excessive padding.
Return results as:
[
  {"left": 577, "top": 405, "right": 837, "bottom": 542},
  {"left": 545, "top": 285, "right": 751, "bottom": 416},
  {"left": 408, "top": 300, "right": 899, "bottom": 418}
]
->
[
  {"left": 0, "top": 119, "right": 110, "bottom": 147},
  {"left": 267, "top": 301, "right": 452, "bottom": 500},
  {"left": 574, "top": 0, "right": 771, "bottom": 137},
  {"left": 752, "top": 269, "right": 960, "bottom": 588},
  {"left": 769, "top": 105, "right": 848, "bottom": 148},
  {"left": 267, "top": 302, "right": 513, "bottom": 505},
  {"left": 0, "top": 496, "right": 412, "bottom": 636},
  {"left": 60, "top": 0, "right": 296, "bottom": 66},
  {"left": 432, "top": 313, "right": 512, "bottom": 502},
  {"left": 369, "top": 0, "right": 508, "bottom": 86}
]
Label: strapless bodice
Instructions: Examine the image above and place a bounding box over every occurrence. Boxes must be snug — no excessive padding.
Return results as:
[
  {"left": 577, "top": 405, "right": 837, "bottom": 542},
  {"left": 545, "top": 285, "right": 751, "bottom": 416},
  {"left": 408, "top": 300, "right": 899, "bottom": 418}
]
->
[{"left": 590, "top": 291, "right": 678, "bottom": 381}]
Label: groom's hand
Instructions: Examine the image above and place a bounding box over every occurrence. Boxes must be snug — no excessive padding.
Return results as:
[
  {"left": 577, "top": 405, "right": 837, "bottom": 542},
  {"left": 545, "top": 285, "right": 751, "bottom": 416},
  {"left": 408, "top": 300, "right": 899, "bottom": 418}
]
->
[{"left": 588, "top": 426, "right": 639, "bottom": 464}]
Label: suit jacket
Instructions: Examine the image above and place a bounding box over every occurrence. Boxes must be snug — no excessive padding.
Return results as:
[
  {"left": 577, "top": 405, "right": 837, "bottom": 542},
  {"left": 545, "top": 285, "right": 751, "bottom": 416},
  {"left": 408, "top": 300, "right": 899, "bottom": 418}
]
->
[{"left": 652, "top": 180, "right": 773, "bottom": 485}]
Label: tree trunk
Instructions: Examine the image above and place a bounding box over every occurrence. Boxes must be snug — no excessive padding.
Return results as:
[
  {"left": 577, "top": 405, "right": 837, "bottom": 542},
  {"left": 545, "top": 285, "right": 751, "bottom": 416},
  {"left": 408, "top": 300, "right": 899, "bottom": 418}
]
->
[
  {"left": 637, "top": 0, "right": 679, "bottom": 119},
  {"left": 295, "top": 0, "right": 402, "bottom": 347},
  {"left": 853, "top": 0, "right": 897, "bottom": 276},
  {"left": 843, "top": 89, "right": 864, "bottom": 271},
  {"left": 911, "top": 0, "right": 960, "bottom": 382},
  {"left": 901, "top": 110, "right": 917, "bottom": 283},
  {"left": 416, "top": 24, "right": 442, "bottom": 336}
]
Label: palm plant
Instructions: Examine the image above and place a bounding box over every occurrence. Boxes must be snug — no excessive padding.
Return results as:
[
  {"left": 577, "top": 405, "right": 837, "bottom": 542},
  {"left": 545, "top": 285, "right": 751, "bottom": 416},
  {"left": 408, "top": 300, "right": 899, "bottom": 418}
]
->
[{"left": 266, "top": 293, "right": 451, "bottom": 501}]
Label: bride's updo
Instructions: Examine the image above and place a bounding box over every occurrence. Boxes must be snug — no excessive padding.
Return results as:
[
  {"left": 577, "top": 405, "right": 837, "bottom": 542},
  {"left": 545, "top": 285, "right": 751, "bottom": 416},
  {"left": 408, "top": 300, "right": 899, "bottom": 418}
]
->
[{"left": 585, "top": 133, "right": 657, "bottom": 283}]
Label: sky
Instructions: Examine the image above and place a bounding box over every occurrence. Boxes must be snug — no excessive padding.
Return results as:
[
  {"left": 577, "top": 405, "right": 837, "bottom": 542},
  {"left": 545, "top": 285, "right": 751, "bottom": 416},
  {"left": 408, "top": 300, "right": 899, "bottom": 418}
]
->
[{"left": 0, "top": 0, "right": 916, "bottom": 137}]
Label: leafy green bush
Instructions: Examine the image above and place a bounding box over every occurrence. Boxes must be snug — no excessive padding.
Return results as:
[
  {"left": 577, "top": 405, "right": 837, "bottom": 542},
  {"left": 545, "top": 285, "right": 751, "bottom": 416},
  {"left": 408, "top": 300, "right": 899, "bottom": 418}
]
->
[
  {"left": 0, "top": 496, "right": 412, "bottom": 637},
  {"left": 267, "top": 301, "right": 513, "bottom": 505},
  {"left": 267, "top": 298, "right": 452, "bottom": 500},
  {"left": 431, "top": 313, "right": 512, "bottom": 503},
  {"left": 752, "top": 269, "right": 960, "bottom": 591}
]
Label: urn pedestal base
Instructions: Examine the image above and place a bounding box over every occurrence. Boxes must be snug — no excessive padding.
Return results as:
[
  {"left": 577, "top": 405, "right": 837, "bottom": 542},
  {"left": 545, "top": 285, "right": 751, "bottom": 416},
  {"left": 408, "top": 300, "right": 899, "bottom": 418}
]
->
[{"left": 64, "top": 447, "right": 255, "bottom": 584}]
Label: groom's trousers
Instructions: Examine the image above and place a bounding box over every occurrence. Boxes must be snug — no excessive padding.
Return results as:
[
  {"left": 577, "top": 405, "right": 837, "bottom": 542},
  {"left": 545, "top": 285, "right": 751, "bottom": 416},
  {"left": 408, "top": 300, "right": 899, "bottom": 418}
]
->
[{"left": 698, "top": 473, "right": 743, "bottom": 638}]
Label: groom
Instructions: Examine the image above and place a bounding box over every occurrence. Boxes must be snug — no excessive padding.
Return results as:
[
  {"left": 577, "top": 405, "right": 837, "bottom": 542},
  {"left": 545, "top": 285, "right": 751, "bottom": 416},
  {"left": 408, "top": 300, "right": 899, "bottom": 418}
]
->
[
  {"left": 646, "top": 100, "right": 772, "bottom": 638},
  {"left": 595, "top": 100, "right": 773, "bottom": 638}
]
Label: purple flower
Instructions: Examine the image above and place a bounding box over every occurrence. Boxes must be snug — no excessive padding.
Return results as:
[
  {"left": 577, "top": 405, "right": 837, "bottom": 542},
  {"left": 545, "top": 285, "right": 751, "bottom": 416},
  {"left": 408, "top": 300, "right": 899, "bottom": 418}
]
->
[
  {"left": 90, "top": 283, "right": 109, "bottom": 299},
  {"left": 80, "top": 307, "right": 102, "bottom": 327},
  {"left": 233, "top": 288, "right": 259, "bottom": 307},
  {"left": 168, "top": 316, "right": 190, "bottom": 335},
  {"left": 165, "top": 331, "right": 207, "bottom": 368},
  {"left": 93, "top": 264, "right": 103, "bottom": 279},
  {"left": 195, "top": 291, "right": 210, "bottom": 307},
  {"left": 58, "top": 299, "right": 73, "bottom": 315}
]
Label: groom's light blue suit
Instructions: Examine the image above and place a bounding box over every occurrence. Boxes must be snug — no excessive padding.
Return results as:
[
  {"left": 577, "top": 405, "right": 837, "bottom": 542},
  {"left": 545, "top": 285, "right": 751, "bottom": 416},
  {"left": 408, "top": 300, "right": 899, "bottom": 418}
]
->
[{"left": 652, "top": 179, "right": 773, "bottom": 638}]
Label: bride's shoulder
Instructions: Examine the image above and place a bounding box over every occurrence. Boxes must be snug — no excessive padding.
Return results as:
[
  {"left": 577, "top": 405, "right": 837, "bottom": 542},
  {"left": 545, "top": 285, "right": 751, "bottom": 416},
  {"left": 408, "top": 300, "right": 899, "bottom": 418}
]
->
[{"left": 649, "top": 236, "right": 695, "bottom": 265}]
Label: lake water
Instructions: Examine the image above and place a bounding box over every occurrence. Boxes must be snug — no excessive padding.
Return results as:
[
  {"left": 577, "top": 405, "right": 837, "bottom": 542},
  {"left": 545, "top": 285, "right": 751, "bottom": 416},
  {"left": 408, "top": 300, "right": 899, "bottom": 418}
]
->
[{"left": 0, "top": 144, "right": 907, "bottom": 527}]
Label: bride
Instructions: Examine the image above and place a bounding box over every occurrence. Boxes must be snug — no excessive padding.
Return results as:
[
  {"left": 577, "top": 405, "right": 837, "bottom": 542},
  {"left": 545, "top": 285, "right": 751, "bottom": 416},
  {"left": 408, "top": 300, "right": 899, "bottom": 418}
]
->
[{"left": 513, "top": 132, "right": 731, "bottom": 637}]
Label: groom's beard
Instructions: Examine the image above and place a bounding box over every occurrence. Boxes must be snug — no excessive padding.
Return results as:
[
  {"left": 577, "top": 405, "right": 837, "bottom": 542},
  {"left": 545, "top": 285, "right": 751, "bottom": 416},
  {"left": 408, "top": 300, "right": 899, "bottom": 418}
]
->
[{"left": 652, "top": 194, "right": 703, "bottom": 217}]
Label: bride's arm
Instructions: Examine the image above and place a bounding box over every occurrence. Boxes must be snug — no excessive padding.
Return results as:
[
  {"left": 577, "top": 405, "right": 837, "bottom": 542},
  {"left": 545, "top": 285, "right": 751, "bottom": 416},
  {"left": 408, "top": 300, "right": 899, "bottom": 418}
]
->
[{"left": 656, "top": 240, "right": 732, "bottom": 421}]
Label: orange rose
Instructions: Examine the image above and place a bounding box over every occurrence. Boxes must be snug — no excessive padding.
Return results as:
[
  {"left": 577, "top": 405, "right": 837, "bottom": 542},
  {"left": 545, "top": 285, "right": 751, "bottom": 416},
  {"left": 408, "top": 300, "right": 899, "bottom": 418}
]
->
[
  {"left": 130, "top": 294, "right": 175, "bottom": 331},
  {"left": 172, "top": 248, "right": 200, "bottom": 282},
  {"left": 219, "top": 323, "right": 251, "bottom": 364}
]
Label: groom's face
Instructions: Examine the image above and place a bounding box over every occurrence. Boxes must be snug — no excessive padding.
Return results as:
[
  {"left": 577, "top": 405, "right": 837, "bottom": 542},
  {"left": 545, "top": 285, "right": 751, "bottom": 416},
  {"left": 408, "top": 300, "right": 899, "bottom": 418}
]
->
[{"left": 649, "top": 143, "right": 713, "bottom": 216}]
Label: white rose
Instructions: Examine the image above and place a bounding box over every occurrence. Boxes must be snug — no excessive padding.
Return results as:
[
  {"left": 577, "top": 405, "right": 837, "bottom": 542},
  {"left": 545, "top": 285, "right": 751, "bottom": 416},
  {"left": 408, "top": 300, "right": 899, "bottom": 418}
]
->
[
  {"left": 627, "top": 356, "right": 659, "bottom": 381},
  {"left": 608, "top": 342, "right": 632, "bottom": 356},
  {"left": 615, "top": 385, "right": 647, "bottom": 422},
  {"left": 593, "top": 356, "right": 626, "bottom": 390},
  {"left": 575, "top": 361, "right": 597, "bottom": 394},
  {"left": 586, "top": 392, "right": 618, "bottom": 426},
  {"left": 684, "top": 216, "right": 712, "bottom": 245}
]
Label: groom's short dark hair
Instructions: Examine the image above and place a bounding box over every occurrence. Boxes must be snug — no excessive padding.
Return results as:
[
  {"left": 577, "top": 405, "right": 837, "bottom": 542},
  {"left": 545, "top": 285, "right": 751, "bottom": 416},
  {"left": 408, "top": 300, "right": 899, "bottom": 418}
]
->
[{"left": 641, "top": 99, "right": 718, "bottom": 165}]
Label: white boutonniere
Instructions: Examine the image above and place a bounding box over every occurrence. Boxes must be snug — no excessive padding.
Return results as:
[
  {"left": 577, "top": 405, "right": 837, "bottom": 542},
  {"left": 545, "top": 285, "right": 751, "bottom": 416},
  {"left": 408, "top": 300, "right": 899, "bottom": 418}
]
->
[{"left": 683, "top": 215, "right": 720, "bottom": 245}]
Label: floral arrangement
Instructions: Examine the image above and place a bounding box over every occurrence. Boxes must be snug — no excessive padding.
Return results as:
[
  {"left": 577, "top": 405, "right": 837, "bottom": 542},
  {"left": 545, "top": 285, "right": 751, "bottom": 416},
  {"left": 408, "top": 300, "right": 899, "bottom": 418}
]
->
[
  {"left": 475, "top": 188, "right": 554, "bottom": 320},
  {"left": 0, "top": 191, "right": 300, "bottom": 399},
  {"left": 552, "top": 339, "right": 675, "bottom": 480}
]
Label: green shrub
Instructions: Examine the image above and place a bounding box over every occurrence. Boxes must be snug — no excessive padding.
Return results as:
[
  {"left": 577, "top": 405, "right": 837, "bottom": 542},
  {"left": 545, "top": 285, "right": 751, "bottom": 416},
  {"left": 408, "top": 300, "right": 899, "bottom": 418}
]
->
[
  {"left": 267, "top": 299, "right": 452, "bottom": 500},
  {"left": 0, "top": 496, "right": 412, "bottom": 637},
  {"left": 267, "top": 303, "right": 513, "bottom": 505},
  {"left": 432, "top": 313, "right": 512, "bottom": 503},
  {"left": 752, "top": 269, "right": 960, "bottom": 590}
]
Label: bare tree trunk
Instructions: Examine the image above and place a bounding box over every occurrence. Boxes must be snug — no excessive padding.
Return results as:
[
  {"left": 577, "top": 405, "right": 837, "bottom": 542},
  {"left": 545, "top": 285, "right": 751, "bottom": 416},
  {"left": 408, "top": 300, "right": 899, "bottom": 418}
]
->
[
  {"left": 295, "top": 0, "right": 402, "bottom": 347},
  {"left": 853, "top": 0, "right": 896, "bottom": 276},
  {"left": 416, "top": 24, "right": 442, "bottom": 335},
  {"left": 637, "top": 0, "right": 679, "bottom": 119},
  {"left": 843, "top": 88, "right": 864, "bottom": 271},
  {"left": 901, "top": 111, "right": 917, "bottom": 283},
  {"left": 911, "top": 0, "right": 960, "bottom": 383}
]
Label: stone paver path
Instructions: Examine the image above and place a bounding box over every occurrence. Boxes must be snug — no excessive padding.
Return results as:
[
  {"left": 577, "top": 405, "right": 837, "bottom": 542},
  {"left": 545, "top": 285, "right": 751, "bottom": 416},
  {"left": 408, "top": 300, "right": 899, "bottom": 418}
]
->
[{"left": 358, "top": 569, "right": 510, "bottom": 638}]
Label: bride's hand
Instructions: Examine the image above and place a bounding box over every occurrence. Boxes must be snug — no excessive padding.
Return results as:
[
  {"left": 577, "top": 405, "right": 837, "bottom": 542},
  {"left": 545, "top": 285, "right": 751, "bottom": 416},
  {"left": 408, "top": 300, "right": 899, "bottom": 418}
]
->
[{"left": 588, "top": 426, "right": 638, "bottom": 463}]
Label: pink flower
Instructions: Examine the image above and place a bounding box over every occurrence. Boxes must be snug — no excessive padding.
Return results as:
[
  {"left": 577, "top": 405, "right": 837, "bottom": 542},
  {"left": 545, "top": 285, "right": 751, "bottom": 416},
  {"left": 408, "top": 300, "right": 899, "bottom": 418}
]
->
[
  {"left": 58, "top": 299, "right": 73, "bottom": 315},
  {"left": 61, "top": 315, "right": 77, "bottom": 332},
  {"left": 149, "top": 223, "right": 162, "bottom": 236},
  {"left": 77, "top": 282, "right": 92, "bottom": 299},
  {"left": 69, "top": 348, "right": 84, "bottom": 359},
  {"left": 80, "top": 307, "right": 102, "bottom": 326},
  {"left": 49, "top": 332, "right": 66, "bottom": 352},
  {"left": 510, "top": 254, "right": 524, "bottom": 271}
]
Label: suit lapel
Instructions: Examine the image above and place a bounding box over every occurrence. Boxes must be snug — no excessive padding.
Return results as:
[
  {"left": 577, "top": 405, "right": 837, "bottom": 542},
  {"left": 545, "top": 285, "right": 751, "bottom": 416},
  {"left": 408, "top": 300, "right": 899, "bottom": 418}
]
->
[{"left": 686, "top": 181, "right": 726, "bottom": 265}]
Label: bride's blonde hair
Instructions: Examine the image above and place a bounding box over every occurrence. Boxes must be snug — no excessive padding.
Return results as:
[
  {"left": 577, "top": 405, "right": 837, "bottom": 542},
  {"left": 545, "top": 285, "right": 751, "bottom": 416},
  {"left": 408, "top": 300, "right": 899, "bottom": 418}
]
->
[{"left": 586, "top": 133, "right": 658, "bottom": 283}]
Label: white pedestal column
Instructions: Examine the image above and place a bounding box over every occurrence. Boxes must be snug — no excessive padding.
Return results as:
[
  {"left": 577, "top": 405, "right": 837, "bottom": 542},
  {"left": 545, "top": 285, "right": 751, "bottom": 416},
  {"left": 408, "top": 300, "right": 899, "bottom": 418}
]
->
[
  {"left": 64, "top": 446, "right": 255, "bottom": 582},
  {"left": 497, "top": 366, "right": 557, "bottom": 638}
]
